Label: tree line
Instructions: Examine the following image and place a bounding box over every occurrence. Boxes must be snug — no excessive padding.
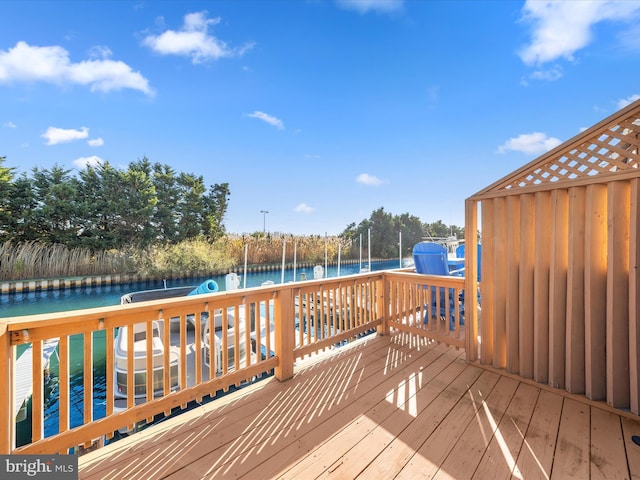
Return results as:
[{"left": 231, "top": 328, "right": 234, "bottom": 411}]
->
[
  {"left": 0, "top": 156, "right": 229, "bottom": 250},
  {"left": 340, "top": 207, "right": 464, "bottom": 258},
  {"left": 0, "top": 155, "right": 463, "bottom": 256}
]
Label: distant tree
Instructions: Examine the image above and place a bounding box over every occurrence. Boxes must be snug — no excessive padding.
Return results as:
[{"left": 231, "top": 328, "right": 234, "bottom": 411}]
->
[
  {"left": 0, "top": 156, "right": 15, "bottom": 239},
  {"left": 30, "top": 165, "right": 82, "bottom": 245},
  {"left": 424, "top": 220, "right": 463, "bottom": 239},
  {"left": 394, "top": 213, "right": 424, "bottom": 256},
  {"left": 4, "top": 174, "right": 37, "bottom": 242},
  {"left": 114, "top": 161, "right": 158, "bottom": 247},
  {"left": 342, "top": 207, "right": 426, "bottom": 258},
  {"left": 151, "top": 161, "right": 181, "bottom": 243},
  {"left": 204, "top": 182, "right": 230, "bottom": 240}
]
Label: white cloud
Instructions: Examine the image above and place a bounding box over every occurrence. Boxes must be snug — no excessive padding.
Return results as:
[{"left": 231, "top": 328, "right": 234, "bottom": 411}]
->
[
  {"left": 143, "top": 11, "right": 254, "bottom": 64},
  {"left": 356, "top": 173, "right": 384, "bottom": 186},
  {"left": 618, "top": 94, "right": 640, "bottom": 109},
  {"left": 41, "top": 126, "right": 89, "bottom": 145},
  {"left": 294, "top": 203, "right": 315, "bottom": 214},
  {"left": 0, "top": 41, "right": 153, "bottom": 95},
  {"left": 528, "top": 66, "right": 563, "bottom": 82},
  {"left": 3, "top": 121, "right": 16, "bottom": 128},
  {"left": 519, "top": 1, "right": 640, "bottom": 66},
  {"left": 87, "top": 137, "right": 104, "bottom": 147},
  {"left": 497, "top": 132, "right": 562, "bottom": 155},
  {"left": 246, "top": 111, "right": 284, "bottom": 129},
  {"left": 73, "top": 155, "right": 103, "bottom": 169},
  {"left": 336, "top": 0, "right": 404, "bottom": 14}
]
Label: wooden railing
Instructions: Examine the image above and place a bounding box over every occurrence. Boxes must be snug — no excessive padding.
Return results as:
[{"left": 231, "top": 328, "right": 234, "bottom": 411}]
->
[
  {"left": 0, "top": 270, "right": 465, "bottom": 454},
  {"left": 383, "top": 271, "right": 465, "bottom": 349}
]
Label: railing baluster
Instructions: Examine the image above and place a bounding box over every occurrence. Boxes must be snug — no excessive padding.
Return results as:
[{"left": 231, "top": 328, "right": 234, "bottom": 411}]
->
[
  {"left": 59, "top": 336, "right": 70, "bottom": 436},
  {"left": 145, "top": 320, "right": 153, "bottom": 406},
  {"left": 83, "top": 332, "right": 94, "bottom": 439},
  {"left": 31, "top": 340, "right": 43, "bottom": 442}
]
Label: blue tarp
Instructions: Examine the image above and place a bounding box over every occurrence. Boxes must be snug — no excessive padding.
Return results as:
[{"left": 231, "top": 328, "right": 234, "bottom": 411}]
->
[{"left": 188, "top": 279, "right": 219, "bottom": 296}]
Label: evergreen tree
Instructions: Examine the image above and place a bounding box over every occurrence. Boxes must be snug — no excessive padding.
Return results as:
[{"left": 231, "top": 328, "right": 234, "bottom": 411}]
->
[{"left": 0, "top": 156, "right": 15, "bottom": 239}]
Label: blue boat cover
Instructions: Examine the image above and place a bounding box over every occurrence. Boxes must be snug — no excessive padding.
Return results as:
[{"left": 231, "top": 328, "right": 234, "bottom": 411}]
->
[{"left": 188, "top": 279, "right": 219, "bottom": 296}]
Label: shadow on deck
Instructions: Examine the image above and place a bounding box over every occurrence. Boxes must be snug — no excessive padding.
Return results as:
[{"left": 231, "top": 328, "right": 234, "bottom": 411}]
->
[{"left": 79, "top": 332, "right": 640, "bottom": 479}]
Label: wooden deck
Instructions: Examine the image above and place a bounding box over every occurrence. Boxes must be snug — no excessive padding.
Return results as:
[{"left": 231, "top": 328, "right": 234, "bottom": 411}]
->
[{"left": 79, "top": 332, "right": 640, "bottom": 480}]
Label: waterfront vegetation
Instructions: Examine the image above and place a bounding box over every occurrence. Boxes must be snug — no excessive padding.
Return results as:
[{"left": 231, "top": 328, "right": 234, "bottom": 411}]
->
[
  {"left": 0, "top": 235, "right": 349, "bottom": 281},
  {"left": 0, "top": 156, "right": 464, "bottom": 281}
]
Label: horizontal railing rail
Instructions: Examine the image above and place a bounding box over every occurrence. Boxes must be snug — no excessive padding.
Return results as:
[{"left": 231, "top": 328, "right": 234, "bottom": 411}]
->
[{"left": 0, "top": 270, "right": 464, "bottom": 455}]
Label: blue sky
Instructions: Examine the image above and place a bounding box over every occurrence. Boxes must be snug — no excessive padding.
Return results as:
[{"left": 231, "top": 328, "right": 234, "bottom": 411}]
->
[{"left": 1, "top": 1, "right": 639, "bottom": 235}]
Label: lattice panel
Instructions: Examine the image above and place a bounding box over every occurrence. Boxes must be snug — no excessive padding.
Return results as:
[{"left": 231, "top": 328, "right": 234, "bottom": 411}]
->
[{"left": 494, "top": 106, "right": 640, "bottom": 192}]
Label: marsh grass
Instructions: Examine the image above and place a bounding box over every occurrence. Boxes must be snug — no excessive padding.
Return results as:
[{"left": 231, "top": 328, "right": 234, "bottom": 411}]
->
[
  {"left": 0, "top": 241, "right": 133, "bottom": 280},
  {"left": 0, "top": 235, "right": 357, "bottom": 281}
]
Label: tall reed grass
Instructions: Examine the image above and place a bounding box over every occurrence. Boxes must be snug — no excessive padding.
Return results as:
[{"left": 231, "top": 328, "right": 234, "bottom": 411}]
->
[
  {"left": 0, "top": 235, "right": 357, "bottom": 281},
  {"left": 0, "top": 241, "right": 133, "bottom": 281}
]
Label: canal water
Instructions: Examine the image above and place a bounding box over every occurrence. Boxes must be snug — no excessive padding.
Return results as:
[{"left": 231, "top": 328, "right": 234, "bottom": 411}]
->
[{"left": 4, "top": 260, "right": 404, "bottom": 448}]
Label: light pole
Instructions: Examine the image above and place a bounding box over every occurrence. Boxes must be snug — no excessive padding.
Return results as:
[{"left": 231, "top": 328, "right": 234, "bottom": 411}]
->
[{"left": 260, "top": 210, "right": 269, "bottom": 233}]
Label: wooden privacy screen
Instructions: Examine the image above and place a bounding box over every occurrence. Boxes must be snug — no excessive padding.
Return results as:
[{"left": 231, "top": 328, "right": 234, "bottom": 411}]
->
[{"left": 465, "top": 99, "right": 640, "bottom": 414}]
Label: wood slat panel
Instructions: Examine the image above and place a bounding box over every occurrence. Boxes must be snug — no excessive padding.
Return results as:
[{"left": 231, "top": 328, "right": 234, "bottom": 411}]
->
[
  {"left": 506, "top": 195, "right": 521, "bottom": 374},
  {"left": 585, "top": 184, "right": 608, "bottom": 400},
  {"left": 607, "top": 180, "right": 631, "bottom": 409},
  {"left": 566, "top": 186, "right": 586, "bottom": 394},
  {"left": 493, "top": 197, "right": 507, "bottom": 369},
  {"left": 519, "top": 194, "right": 535, "bottom": 379},
  {"left": 631, "top": 178, "right": 640, "bottom": 415},
  {"left": 534, "top": 191, "right": 551, "bottom": 384},
  {"left": 481, "top": 198, "right": 495, "bottom": 365},
  {"left": 549, "top": 189, "right": 568, "bottom": 389}
]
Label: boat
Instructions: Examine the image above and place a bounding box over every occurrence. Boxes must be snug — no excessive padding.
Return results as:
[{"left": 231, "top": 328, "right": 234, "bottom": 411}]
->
[
  {"left": 113, "top": 320, "right": 179, "bottom": 401},
  {"left": 114, "top": 280, "right": 220, "bottom": 407},
  {"left": 116, "top": 279, "right": 259, "bottom": 399},
  {"left": 202, "top": 309, "right": 250, "bottom": 374}
]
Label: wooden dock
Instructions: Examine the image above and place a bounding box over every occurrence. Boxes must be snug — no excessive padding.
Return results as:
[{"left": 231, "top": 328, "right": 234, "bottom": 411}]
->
[
  {"left": 15, "top": 339, "right": 59, "bottom": 419},
  {"left": 79, "top": 332, "right": 640, "bottom": 479}
]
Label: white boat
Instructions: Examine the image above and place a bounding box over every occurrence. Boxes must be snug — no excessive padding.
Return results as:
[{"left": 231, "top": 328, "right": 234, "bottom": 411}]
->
[
  {"left": 202, "top": 309, "right": 250, "bottom": 374},
  {"left": 113, "top": 320, "right": 179, "bottom": 400}
]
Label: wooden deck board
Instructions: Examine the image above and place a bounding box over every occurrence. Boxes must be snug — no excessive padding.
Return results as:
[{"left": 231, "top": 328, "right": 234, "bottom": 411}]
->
[
  {"left": 472, "top": 382, "right": 539, "bottom": 480},
  {"left": 79, "top": 333, "right": 640, "bottom": 480},
  {"left": 512, "top": 389, "right": 564, "bottom": 480},
  {"left": 590, "top": 407, "right": 628, "bottom": 480},
  {"left": 551, "top": 398, "right": 590, "bottom": 480},
  {"left": 431, "top": 375, "right": 521, "bottom": 480}
]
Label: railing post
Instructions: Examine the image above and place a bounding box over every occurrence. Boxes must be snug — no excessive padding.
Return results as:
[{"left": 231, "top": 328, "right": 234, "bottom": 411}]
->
[
  {"left": 465, "top": 198, "right": 479, "bottom": 362},
  {"left": 0, "top": 321, "right": 15, "bottom": 453},
  {"left": 378, "top": 274, "right": 389, "bottom": 336},
  {"left": 275, "top": 287, "right": 295, "bottom": 381}
]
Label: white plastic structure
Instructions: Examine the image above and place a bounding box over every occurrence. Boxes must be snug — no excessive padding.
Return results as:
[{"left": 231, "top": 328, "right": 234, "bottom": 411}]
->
[
  {"left": 313, "top": 265, "right": 324, "bottom": 279},
  {"left": 225, "top": 272, "right": 240, "bottom": 290}
]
